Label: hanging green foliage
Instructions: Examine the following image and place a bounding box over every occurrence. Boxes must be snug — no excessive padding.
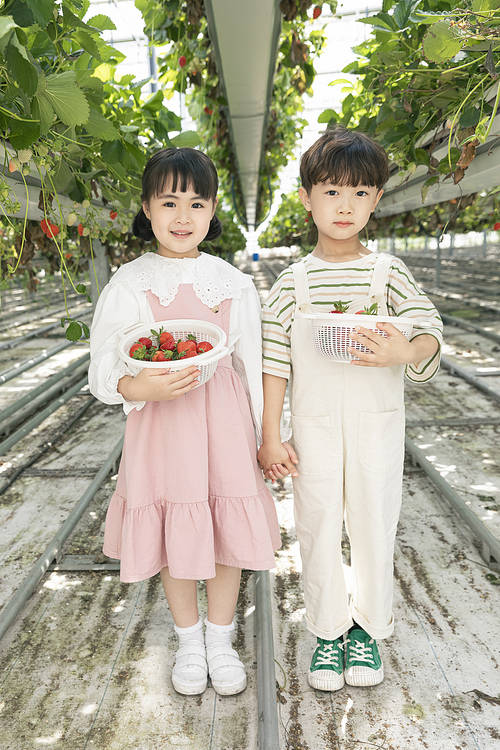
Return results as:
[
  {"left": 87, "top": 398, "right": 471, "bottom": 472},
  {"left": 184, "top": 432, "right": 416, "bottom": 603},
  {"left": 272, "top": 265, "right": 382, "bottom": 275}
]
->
[{"left": 318, "top": 0, "right": 500, "bottom": 198}]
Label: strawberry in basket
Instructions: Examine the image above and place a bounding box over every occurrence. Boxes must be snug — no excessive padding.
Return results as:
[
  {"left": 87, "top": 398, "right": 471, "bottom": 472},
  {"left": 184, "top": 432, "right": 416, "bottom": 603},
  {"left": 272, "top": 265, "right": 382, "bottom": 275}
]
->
[
  {"left": 329, "top": 300, "right": 351, "bottom": 314},
  {"left": 128, "top": 326, "right": 214, "bottom": 363},
  {"left": 355, "top": 302, "right": 378, "bottom": 315}
]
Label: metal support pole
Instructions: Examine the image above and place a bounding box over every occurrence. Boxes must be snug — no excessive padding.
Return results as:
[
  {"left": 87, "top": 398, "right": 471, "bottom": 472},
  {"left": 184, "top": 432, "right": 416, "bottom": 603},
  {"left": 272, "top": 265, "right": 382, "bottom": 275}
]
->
[
  {"left": 0, "top": 438, "right": 123, "bottom": 642},
  {"left": 449, "top": 232, "right": 455, "bottom": 258},
  {"left": 435, "top": 234, "right": 441, "bottom": 287},
  {"left": 482, "top": 230, "right": 487, "bottom": 258},
  {"left": 255, "top": 570, "right": 280, "bottom": 750},
  {"left": 89, "top": 238, "right": 110, "bottom": 307}
]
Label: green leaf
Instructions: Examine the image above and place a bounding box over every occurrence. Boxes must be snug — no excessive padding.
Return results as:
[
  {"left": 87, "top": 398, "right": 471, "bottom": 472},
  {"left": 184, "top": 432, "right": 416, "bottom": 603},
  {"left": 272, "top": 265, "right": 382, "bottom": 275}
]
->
[
  {"left": 85, "top": 107, "right": 120, "bottom": 140},
  {"left": 421, "top": 175, "right": 439, "bottom": 202},
  {"left": 65, "top": 321, "right": 82, "bottom": 342},
  {"left": 7, "top": 0, "right": 34, "bottom": 27},
  {"left": 317, "top": 108, "right": 337, "bottom": 123},
  {"left": 101, "top": 139, "right": 125, "bottom": 164},
  {"left": 32, "top": 92, "right": 55, "bottom": 134},
  {"left": 81, "top": 322, "right": 90, "bottom": 339},
  {"left": 86, "top": 14, "right": 117, "bottom": 31},
  {"left": 76, "top": 284, "right": 87, "bottom": 294},
  {"left": 358, "top": 12, "right": 398, "bottom": 32},
  {"left": 170, "top": 130, "right": 201, "bottom": 147},
  {"left": 422, "top": 21, "right": 463, "bottom": 63},
  {"left": 5, "top": 36, "right": 38, "bottom": 97},
  {"left": 0, "top": 16, "right": 18, "bottom": 53},
  {"left": 393, "top": 0, "right": 422, "bottom": 30},
  {"left": 8, "top": 119, "right": 40, "bottom": 149},
  {"left": 75, "top": 29, "right": 102, "bottom": 61},
  {"left": 44, "top": 71, "right": 90, "bottom": 127},
  {"left": 328, "top": 78, "right": 353, "bottom": 87},
  {"left": 53, "top": 158, "right": 76, "bottom": 194},
  {"left": 25, "top": 0, "right": 53, "bottom": 26},
  {"left": 471, "top": 0, "right": 499, "bottom": 11}
]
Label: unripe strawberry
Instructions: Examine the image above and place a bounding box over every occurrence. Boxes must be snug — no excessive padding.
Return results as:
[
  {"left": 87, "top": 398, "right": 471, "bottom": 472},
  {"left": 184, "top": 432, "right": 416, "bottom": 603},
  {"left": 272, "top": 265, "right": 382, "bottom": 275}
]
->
[
  {"left": 67, "top": 212, "right": 77, "bottom": 226},
  {"left": 82, "top": 227, "right": 90, "bottom": 236},
  {"left": 8, "top": 160, "right": 18, "bottom": 173},
  {"left": 18, "top": 149, "right": 32, "bottom": 163},
  {"left": 81, "top": 199, "right": 90, "bottom": 209},
  {"left": 121, "top": 225, "right": 128, "bottom": 233},
  {"left": 37, "top": 144, "right": 48, "bottom": 157}
]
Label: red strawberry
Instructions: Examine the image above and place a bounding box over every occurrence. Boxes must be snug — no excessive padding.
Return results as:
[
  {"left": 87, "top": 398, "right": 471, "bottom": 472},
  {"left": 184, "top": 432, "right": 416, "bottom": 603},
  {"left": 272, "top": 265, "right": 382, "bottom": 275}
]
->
[
  {"left": 138, "top": 337, "right": 152, "bottom": 348},
  {"left": 494, "top": 222, "right": 500, "bottom": 231},
  {"left": 40, "top": 219, "right": 60, "bottom": 238},
  {"left": 356, "top": 302, "right": 378, "bottom": 315},
  {"left": 129, "top": 342, "right": 146, "bottom": 359},
  {"left": 110, "top": 210, "right": 118, "bottom": 220},
  {"left": 183, "top": 350, "right": 198, "bottom": 358},
  {"left": 152, "top": 350, "right": 168, "bottom": 361},
  {"left": 77, "top": 223, "right": 84, "bottom": 236},
  {"left": 179, "top": 55, "right": 187, "bottom": 68},
  {"left": 313, "top": 5, "right": 322, "bottom": 19},
  {"left": 197, "top": 341, "right": 213, "bottom": 353},
  {"left": 177, "top": 340, "right": 197, "bottom": 356},
  {"left": 330, "top": 300, "right": 351, "bottom": 313},
  {"left": 159, "top": 331, "right": 176, "bottom": 350},
  {"left": 204, "top": 106, "right": 213, "bottom": 115}
]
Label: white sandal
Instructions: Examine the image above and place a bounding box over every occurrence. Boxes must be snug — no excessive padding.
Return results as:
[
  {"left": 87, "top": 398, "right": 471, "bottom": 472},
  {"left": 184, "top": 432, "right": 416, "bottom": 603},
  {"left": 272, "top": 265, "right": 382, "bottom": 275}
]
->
[
  {"left": 171, "top": 639, "right": 208, "bottom": 695},
  {"left": 206, "top": 643, "right": 247, "bottom": 695}
]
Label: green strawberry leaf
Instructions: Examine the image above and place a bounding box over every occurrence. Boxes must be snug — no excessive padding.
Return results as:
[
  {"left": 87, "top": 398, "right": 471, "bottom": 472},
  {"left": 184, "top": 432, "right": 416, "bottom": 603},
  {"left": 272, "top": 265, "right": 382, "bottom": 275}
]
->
[
  {"left": 44, "top": 71, "right": 90, "bottom": 128},
  {"left": 65, "top": 321, "right": 82, "bottom": 342}
]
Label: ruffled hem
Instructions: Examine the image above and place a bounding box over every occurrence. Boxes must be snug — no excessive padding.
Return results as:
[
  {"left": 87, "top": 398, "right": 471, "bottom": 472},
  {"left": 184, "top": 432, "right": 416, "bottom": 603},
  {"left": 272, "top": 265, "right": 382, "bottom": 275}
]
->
[{"left": 103, "top": 486, "right": 281, "bottom": 583}]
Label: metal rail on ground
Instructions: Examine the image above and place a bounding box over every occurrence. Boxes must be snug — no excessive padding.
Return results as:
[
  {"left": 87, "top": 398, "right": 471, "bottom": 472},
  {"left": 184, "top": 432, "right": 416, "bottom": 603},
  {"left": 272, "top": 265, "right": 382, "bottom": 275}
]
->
[
  {"left": 0, "top": 290, "right": 82, "bottom": 325},
  {"left": 423, "top": 287, "right": 500, "bottom": 315},
  {"left": 0, "top": 357, "right": 90, "bottom": 436},
  {"left": 441, "top": 313, "right": 500, "bottom": 345},
  {"left": 440, "top": 356, "right": 500, "bottom": 404},
  {"left": 0, "top": 339, "right": 78, "bottom": 385},
  {"left": 405, "top": 436, "right": 500, "bottom": 571},
  {"left": 1, "top": 300, "right": 91, "bottom": 333},
  {"left": 0, "top": 376, "right": 89, "bottom": 454},
  {"left": 0, "top": 437, "right": 123, "bottom": 642},
  {"left": 0, "top": 309, "right": 92, "bottom": 351}
]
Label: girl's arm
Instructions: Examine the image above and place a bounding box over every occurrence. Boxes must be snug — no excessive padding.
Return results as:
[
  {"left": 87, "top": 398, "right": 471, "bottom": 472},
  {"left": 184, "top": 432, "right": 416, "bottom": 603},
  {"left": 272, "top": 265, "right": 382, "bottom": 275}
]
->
[
  {"left": 231, "top": 283, "right": 265, "bottom": 444},
  {"left": 88, "top": 281, "right": 147, "bottom": 412}
]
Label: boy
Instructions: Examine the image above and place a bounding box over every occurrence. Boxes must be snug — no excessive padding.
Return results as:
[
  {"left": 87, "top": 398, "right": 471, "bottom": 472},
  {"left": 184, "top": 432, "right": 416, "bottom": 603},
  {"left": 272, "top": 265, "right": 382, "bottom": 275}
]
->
[{"left": 258, "top": 127, "right": 443, "bottom": 690}]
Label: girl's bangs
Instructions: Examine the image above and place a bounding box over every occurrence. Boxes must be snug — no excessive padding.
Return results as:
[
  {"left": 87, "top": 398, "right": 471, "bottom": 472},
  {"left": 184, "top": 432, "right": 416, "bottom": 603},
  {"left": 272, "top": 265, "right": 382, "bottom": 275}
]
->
[{"left": 145, "top": 150, "right": 217, "bottom": 201}]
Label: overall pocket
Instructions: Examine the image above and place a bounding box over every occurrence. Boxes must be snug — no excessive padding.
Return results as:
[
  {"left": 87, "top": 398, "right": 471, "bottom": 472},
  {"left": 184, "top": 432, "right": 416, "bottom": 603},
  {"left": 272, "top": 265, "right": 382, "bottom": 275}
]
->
[{"left": 358, "top": 408, "right": 405, "bottom": 473}]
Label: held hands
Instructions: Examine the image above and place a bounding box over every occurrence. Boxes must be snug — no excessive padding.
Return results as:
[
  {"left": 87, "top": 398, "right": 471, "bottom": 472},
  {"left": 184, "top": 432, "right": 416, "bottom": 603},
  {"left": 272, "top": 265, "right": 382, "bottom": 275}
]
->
[
  {"left": 258, "top": 441, "right": 299, "bottom": 483},
  {"left": 348, "top": 322, "right": 415, "bottom": 367},
  {"left": 118, "top": 366, "right": 200, "bottom": 402}
]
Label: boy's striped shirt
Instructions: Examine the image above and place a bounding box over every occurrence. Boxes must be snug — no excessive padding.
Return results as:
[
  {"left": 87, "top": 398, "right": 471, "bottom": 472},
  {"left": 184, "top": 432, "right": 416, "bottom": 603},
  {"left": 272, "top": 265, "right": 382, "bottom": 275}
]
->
[{"left": 262, "top": 252, "right": 443, "bottom": 383}]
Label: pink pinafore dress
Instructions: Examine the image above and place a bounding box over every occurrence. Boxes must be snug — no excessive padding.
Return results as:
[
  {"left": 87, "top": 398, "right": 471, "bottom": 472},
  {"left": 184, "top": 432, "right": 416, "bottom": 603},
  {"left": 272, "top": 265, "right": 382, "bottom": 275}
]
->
[{"left": 103, "top": 284, "right": 281, "bottom": 582}]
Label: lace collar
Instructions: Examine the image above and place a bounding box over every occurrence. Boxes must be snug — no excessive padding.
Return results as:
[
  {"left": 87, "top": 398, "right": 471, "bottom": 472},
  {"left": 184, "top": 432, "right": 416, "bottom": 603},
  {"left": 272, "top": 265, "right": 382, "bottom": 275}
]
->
[{"left": 112, "top": 251, "right": 253, "bottom": 308}]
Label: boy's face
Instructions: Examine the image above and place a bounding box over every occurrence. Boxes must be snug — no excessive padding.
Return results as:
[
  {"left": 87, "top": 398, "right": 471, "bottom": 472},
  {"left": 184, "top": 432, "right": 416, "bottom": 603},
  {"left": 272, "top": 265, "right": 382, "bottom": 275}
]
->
[{"left": 298, "top": 182, "right": 383, "bottom": 242}]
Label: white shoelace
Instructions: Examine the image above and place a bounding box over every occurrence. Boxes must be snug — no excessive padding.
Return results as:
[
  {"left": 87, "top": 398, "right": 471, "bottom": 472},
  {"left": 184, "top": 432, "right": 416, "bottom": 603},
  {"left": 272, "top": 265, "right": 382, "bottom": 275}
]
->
[
  {"left": 315, "top": 641, "right": 343, "bottom": 667},
  {"left": 348, "top": 638, "right": 376, "bottom": 665}
]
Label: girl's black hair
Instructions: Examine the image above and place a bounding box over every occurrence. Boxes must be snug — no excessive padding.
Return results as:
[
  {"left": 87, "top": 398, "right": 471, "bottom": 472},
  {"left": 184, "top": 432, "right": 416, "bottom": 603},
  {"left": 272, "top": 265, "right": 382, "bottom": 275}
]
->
[{"left": 132, "top": 147, "right": 222, "bottom": 242}]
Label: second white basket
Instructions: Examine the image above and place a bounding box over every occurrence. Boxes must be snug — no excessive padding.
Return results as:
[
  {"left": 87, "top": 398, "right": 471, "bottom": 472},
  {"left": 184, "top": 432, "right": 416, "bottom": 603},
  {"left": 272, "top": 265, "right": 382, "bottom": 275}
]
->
[
  {"left": 118, "top": 319, "right": 230, "bottom": 386},
  {"left": 301, "top": 312, "right": 414, "bottom": 363}
]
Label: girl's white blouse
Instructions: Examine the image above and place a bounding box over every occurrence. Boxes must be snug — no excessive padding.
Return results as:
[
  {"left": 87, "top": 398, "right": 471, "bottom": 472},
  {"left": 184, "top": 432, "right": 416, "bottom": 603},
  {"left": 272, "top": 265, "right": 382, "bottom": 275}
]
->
[{"left": 88, "top": 252, "right": 265, "bottom": 443}]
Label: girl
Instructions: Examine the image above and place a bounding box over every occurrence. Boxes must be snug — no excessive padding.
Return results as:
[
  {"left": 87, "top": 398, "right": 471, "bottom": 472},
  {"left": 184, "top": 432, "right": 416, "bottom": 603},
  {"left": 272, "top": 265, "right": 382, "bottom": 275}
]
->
[{"left": 89, "top": 147, "right": 281, "bottom": 697}]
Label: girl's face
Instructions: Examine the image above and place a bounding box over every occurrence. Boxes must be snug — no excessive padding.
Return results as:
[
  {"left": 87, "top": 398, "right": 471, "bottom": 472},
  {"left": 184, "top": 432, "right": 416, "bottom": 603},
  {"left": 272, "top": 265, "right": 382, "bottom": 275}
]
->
[
  {"left": 299, "top": 182, "right": 383, "bottom": 243},
  {"left": 143, "top": 178, "right": 218, "bottom": 258}
]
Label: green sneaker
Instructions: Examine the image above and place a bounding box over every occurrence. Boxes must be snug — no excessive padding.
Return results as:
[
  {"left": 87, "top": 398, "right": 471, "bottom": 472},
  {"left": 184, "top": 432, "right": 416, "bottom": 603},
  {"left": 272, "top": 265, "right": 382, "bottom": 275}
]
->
[
  {"left": 344, "top": 627, "right": 384, "bottom": 686},
  {"left": 308, "top": 637, "right": 344, "bottom": 691}
]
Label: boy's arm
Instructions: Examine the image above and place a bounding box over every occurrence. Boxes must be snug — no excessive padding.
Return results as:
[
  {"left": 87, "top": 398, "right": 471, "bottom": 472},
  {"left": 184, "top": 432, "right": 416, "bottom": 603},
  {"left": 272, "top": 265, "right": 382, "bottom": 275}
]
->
[{"left": 258, "top": 374, "right": 298, "bottom": 479}]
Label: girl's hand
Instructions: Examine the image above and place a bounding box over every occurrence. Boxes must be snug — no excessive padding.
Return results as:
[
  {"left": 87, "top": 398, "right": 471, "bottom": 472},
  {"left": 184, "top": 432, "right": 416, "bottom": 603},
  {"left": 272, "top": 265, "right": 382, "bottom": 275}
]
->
[
  {"left": 258, "top": 440, "right": 299, "bottom": 483},
  {"left": 118, "top": 366, "right": 200, "bottom": 401},
  {"left": 348, "top": 323, "right": 414, "bottom": 367}
]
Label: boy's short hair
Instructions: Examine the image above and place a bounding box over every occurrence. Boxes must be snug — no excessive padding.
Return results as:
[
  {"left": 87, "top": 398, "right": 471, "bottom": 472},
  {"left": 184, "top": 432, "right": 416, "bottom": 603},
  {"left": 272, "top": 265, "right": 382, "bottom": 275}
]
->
[{"left": 300, "top": 127, "right": 390, "bottom": 193}]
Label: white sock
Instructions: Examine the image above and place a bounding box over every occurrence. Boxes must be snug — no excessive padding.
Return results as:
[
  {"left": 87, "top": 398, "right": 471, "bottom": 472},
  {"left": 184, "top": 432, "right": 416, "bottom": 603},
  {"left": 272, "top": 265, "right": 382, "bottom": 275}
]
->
[
  {"left": 174, "top": 618, "right": 204, "bottom": 644},
  {"left": 204, "top": 618, "right": 235, "bottom": 647}
]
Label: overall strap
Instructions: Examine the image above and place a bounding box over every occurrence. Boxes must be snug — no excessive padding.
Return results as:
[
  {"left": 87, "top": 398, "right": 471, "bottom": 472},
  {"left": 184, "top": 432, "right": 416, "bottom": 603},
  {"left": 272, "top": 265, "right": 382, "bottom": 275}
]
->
[
  {"left": 367, "top": 253, "right": 393, "bottom": 312},
  {"left": 291, "top": 261, "right": 311, "bottom": 308}
]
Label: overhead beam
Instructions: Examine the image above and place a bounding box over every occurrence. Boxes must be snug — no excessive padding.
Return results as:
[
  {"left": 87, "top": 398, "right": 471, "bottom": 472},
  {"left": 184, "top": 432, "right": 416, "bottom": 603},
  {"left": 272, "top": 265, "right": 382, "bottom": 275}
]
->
[{"left": 205, "top": 0, "right": 281, "bottom": 229}]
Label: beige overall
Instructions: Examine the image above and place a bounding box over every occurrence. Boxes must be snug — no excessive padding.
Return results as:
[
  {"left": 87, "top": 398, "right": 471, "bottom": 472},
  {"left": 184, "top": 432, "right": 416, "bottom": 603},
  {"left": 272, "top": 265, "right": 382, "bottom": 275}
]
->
[{"left": 290, "top": 254, "right": 405, "bottom": 640}]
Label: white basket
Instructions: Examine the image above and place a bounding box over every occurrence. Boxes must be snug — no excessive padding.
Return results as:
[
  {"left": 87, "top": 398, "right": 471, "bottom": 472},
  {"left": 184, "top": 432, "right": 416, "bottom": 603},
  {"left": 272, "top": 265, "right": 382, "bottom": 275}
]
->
[
  {"left": 118, "top": 319, "right": 229, "bottom": 387},
  {"left": 301, "top": 312, "right": 413, "bottom": 363}
]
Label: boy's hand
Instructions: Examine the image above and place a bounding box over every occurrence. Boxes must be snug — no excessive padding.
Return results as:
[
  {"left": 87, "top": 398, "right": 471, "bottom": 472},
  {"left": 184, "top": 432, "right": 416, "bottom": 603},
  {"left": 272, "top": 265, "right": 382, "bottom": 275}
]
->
[
  {"left": 348, "top": 323, "right": 414, "bottom": 367},
  {"left": 258, "top": 441, "right": 299, "bottom": 483}
]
